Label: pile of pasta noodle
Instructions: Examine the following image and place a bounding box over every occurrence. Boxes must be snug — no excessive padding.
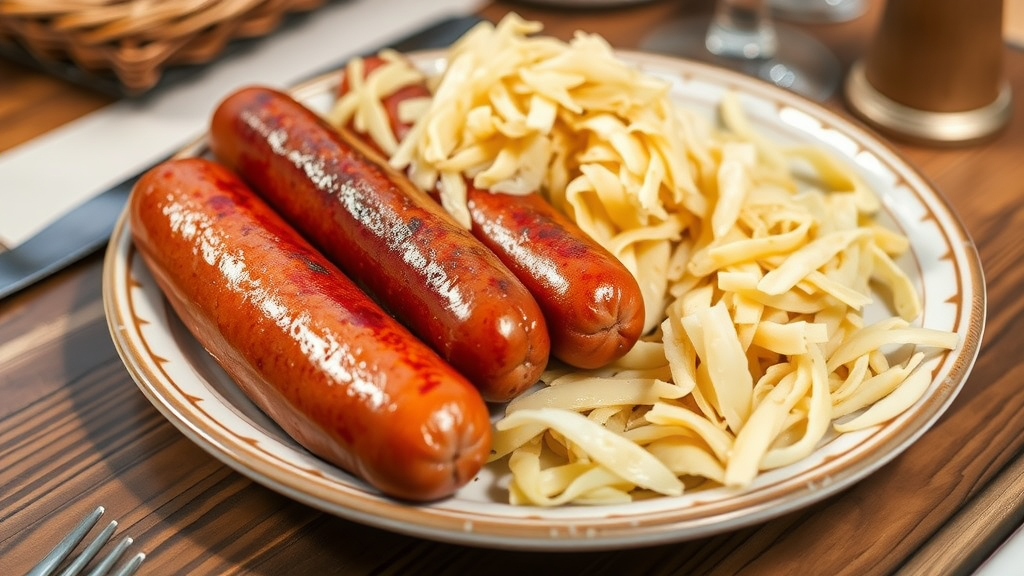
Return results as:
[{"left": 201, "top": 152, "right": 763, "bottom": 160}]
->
[{"left": 329, "top": 13, "right": 960, "bottom": 506}]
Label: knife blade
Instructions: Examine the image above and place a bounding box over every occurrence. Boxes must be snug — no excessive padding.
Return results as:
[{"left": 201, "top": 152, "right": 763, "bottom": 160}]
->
[{"left": 0, "top": 13, "right": 483, "bottom": 301}]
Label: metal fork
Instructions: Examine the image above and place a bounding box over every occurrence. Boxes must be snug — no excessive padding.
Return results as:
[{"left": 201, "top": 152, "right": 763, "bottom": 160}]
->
[{"left": 26, "top": 506, "right": 146, "bottom": 576}]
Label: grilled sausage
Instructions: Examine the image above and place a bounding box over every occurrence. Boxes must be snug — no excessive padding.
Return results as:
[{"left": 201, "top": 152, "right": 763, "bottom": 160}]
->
[
  {"left": 340, "top": 55, "right": 646, "bottom": 369},
  {"left": 209, "top": 86, "right": 549, "bottom": 402},
  {"left": 462, "top": 186, "right": 646, "bottom": 369},
  {"left": 129, "top": 157, "right": 492, "bottom": 501}
]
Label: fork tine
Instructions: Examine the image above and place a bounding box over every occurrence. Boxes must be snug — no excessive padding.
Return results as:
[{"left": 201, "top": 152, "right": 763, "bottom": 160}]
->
[
  {"left": 83, "top": 534, "right": 134, "bottom": 576},
  {"left": 56, "top": 520, "right": 117, "bottom": 576},
  {"left": 25, "top": 506, "right": 105, "bottom": 576},
  {"left": 107, "top": 552, "right": 146, "bottom": 576}
]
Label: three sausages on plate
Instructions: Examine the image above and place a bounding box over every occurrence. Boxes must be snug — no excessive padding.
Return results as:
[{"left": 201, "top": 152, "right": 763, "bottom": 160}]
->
[{"left": 128, "top": 55, "right": 645, "bottom": 501}]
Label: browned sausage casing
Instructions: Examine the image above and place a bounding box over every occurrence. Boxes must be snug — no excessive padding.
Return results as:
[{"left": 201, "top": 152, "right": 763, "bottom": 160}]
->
[
  {"left": 209, "top": 86, "right": 550, "bottom": 402},
  {"left": 465, "top": 187, "right": 646, "bottom": 369},
  {"left": 129, "top": 157, "right": 492, "bottom": 501},
  {"left": 341, "top": 55, "right": 646, "bottom": 369}
]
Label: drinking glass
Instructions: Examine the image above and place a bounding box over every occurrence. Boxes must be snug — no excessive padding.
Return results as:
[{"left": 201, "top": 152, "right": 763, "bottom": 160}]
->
[
  {"left": 641, "top": 0, "right": 842, "bottom": 102},
  {"left": 769, "top": 0, "right": 867, "bottom": 23}
]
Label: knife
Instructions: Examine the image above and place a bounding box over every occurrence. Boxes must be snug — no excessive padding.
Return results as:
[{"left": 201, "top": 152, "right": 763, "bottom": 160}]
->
[{"left": 0, "top": 13, "right": 483, "bottom": 301}]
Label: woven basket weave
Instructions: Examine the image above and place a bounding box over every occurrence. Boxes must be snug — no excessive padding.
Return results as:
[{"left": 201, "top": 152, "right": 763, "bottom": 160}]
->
[{"left": 0, "top": 0, "right": 328, "bottom": 94}]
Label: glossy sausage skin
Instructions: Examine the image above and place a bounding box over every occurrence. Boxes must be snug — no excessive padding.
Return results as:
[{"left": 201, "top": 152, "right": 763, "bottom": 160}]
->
[
  {"left": 129, "top": 157, "right": 492, "bottom": 501},
  {"left": 465, "top": 187, "right": 646, "bottom": 369},
  {"left": 342, "top": 55, "right": 646, "bottom": 369},
  {"left": 209, "top": 86, "right": 549, "bottom": 402}
]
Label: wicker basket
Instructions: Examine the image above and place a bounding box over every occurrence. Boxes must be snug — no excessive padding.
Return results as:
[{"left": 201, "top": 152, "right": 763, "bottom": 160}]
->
[{"left": 0, "top": 0, "right": 328, "bottom": 94}]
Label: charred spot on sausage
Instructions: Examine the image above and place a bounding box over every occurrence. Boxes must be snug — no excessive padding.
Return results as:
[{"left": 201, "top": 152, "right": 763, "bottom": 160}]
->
[
  {"left": 407, "top": 216, "right": 423, "bottom": 234},
  {"left": 300, "top": 255, "right": 330, "bottom": 275}
]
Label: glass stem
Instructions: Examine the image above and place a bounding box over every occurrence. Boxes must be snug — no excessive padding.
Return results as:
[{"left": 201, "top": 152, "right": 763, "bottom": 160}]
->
[{"left": 705, "top": 0, "right": 777, "bottom": 60}]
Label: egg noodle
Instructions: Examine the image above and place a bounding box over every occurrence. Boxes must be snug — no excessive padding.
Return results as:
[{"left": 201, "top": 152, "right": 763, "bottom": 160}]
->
[{"left": 327, "top": 13, "right": 959, "bottom": 506}]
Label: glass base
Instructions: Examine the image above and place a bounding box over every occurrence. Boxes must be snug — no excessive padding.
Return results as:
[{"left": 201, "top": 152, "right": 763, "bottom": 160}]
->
[
  {"left": 640, "top": 16, "right": 841, "bottom": 102},
  {"left": 844, "top": 60, "right": 1013, "bottom": 146}
]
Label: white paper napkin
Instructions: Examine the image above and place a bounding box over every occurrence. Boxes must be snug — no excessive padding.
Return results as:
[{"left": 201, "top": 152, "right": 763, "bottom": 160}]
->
[{"left": 0, "top": 0, "right": 484, "bottom": 247}]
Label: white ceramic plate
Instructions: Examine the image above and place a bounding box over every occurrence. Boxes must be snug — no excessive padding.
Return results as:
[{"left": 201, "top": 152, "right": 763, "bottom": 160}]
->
[{"left": 103, "top": 49, "right": 986, "bottom": 551}]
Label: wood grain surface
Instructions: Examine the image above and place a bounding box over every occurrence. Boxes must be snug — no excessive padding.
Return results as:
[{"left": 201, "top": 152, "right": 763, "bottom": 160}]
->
[{"left": 2, "top": 1, "right": 1023, "bottom": 574}]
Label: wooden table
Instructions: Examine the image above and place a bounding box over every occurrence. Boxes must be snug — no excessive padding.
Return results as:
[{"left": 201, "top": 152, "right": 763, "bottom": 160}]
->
[{"left": 2, "top": 1, "right": 1022, "bottom": 574}]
